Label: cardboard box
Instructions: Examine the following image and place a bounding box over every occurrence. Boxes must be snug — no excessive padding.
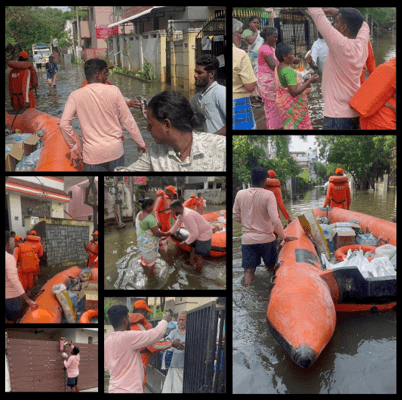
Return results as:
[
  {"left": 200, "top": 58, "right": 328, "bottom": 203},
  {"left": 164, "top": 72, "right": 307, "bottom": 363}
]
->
[
  {"left": 5, "top": 133, "right": 40, "bottom": 171},
  {"left": 78, "top": 281, "right": 98, "bottom": 311},
  {"left": 331, "top": 226, "right": 356, "bottom": 250}
]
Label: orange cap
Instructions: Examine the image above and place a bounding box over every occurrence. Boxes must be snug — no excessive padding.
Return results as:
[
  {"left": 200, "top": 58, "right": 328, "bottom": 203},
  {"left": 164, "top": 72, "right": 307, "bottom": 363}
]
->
[
  {"left": 29, "top": 230, "right": 37, "bottom": 235},
  {"left": 14, "top": 235, "right": 23, "bottom": 242},
  {"left": 268, "top": 170, "right": 276, "bottom": 178},
  {"left": 134, "top": 300, "right": 152, "bottom": 313},
  {"left": 166, "top": 185, "right": 177, "bottom": 194},
  {"left": 335, "top": 168, "right": 343, "bottom": 175},
  {"left": 92, "top": 231, "right": 98, "bottom": 236},
  {"left": 190, "top": 194, "right": 196, "bottom": 198}
]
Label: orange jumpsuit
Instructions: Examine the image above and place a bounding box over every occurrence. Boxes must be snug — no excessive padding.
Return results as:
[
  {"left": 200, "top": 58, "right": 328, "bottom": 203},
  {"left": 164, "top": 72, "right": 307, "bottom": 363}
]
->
[
  {"left": 323, "top": 176, "right": 351, "bottom": 209},
  {"left": 24, "top": 235, "right": 43, "bottom": 277},
  {"left": 182, "top": 198, "right": 202, "bottom": 211},
  {"left": 129, "top": 313, "right": 172, "bottom": 390},
  {"left": 153, "top": 190, "right": 172, "bottom": 232},
  {"left": 8, "top": 61, "right": 38, "bottom": 110},
  {"left": 85, "top": 240, "right": 98, "bottom": 268},
  {"left": 265, "top": 178, "right": 291, "bottom": 220},
  {"left": 14, "top": 242, "right": 37, "bottom": 291}
]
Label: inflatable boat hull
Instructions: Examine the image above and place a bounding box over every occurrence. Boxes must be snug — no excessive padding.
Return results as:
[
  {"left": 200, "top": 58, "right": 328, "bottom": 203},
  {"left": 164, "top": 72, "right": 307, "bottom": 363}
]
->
[
  {"left": 171, "top": 210, "right": 226, "bottom": 257},
  {"left": 6, "top": 108, "right": 82, "bottom": 171}
]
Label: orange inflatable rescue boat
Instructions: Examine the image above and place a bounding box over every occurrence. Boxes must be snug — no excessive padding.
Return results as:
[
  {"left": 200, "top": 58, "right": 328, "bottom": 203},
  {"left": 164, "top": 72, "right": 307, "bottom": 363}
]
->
[
  {"left": 267, "top": 207, "right": 396, "bottom": 368},
  {"left": 20, "top": 266, "right": 98, "bottom": 323},
  {"left": 5, "top": 108, "right": 83, "bottom": 171},
  {"left": 171, "top": 210, "right": 226, "bottom": 257}
]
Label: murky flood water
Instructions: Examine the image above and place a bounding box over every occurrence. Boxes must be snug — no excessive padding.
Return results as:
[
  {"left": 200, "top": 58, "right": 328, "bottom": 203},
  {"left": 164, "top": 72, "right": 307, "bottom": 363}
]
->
[
  {"left": 307, "top": 31, "right": 396, "bottom": 130},
  {"left": 233, "top": 188, "right": 396, "bottom": 394},
  {"left": 5, "top": 63, "right": 197, "bottom": 166},
  {"left": 105, "top": 203, "right": 226, "bottom": 290}
]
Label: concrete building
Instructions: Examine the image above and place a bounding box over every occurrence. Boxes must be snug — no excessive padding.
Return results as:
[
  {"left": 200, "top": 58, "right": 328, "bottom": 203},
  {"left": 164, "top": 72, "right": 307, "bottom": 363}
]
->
[{"left": 106, "top": 6, "right": 226, "bottom": 88}]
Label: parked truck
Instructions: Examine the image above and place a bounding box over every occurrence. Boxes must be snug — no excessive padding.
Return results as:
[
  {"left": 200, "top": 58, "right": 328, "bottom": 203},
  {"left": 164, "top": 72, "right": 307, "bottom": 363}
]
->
[{"left": 31, "top": 43, "right": 51, "bottom": 66}]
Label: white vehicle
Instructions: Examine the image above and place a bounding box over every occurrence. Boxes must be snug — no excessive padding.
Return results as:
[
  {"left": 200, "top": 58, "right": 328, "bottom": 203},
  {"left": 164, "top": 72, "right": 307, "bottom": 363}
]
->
[{"left": 32, "top": 43, "right": 51, "bottom": 66}]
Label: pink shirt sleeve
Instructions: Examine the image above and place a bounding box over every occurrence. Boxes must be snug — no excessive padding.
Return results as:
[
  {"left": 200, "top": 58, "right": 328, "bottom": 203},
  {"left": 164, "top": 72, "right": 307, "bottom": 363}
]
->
[
  {"left": 5, "top": 251, "right": 25, "bottom": 298},
  {"left": 183, "top": 213, "right": 200, "bottom": 245},
  {"left": 169, "top": 214, "right": 183, "bottom": 235},
  {"left": 127, "top": 320, "right": 168, "bottom": 349},
  {"left": 60, "top": 96, "right": 79, "bottom": 153},
  {"left": 114, "top": 90, "right": 146, "bottom": 148}
]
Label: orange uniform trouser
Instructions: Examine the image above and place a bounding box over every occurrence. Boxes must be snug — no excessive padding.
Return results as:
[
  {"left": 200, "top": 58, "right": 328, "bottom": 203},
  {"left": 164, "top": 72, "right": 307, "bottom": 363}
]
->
[{"left": 18, "top": 268, "right": 34, "bottom": 291}]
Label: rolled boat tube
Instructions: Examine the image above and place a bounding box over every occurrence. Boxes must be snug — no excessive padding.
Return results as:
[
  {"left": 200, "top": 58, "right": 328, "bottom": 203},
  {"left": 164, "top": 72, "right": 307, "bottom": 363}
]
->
[
  {"left": 267, "top": 218, "right": 336, "bottom": 368},
  {"left": 5, "top": 108, "right": 82, "bottom": 171}
]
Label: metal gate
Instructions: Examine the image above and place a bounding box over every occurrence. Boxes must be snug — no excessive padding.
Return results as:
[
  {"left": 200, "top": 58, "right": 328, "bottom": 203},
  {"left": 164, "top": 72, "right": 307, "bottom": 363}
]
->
[
  {"left": 6, "top": 338, "right": 98, "bottom": 392},
  {"left": 195, "top": 11, "right": 226, "bottom": 86},
  {"left": 183, "top": 301, "right": 226, "bottom": 393}
]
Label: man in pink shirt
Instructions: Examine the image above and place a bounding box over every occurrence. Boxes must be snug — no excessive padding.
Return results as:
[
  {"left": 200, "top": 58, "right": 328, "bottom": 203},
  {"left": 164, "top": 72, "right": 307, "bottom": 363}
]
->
[
  {"left": 105, "top": 305, "right": 171, "bottom": 393},
  {"left": 308, "top": 8, "right": 370, "bottom": 130},
  {"left": 64, "top": 343, "right": 80, "bottom": 392},
  {"left": 168, "top": 200, "right": 213, "bottom": 273},
  {"left": 233, "top": 167, "right": 297, "bottom": 285},
  {"left": 60, "top": 58, "right": 147, "bottom": 171}
]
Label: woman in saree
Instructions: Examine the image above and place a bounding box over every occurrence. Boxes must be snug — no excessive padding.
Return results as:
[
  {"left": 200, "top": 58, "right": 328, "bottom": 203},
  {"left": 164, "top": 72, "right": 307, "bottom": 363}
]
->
[
  {"left": 275, "top": 43, "right": 319, "bottom": 130},
  {"left": 136, "top": 198, "right": 170, "bottom": 275},
  {"left": 258, "top": 27, "right": 285, "bottom": 129},
  {"left": 242, "top": 16, "right": 264, "bottom": 106}
]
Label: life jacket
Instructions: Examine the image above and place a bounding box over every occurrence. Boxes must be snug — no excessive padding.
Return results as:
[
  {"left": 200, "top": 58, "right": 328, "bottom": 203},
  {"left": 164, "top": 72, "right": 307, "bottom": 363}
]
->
[
  {"left": 86, "top": 240, "right": 98, "bottom": 268},
  {"left": 350, "top": 57, "right": 396, "bottom": 118},
  {"left": 327, "top": 176, "right": 350, "bottom": 209},
  {"left": 8, "top": 61, "right": 37, "bottom": 110},
  {"left": 265, "top": 178, "right": 291, "bottom": 220},
  {"left": 183, "top": 198, "right": 202, "bottom": 210},
  {"left": 15, "top": 242, "right": 37, "bottom": 273},
  {"left": 24, "top": 235, "right": 43, "bottom": 274}
]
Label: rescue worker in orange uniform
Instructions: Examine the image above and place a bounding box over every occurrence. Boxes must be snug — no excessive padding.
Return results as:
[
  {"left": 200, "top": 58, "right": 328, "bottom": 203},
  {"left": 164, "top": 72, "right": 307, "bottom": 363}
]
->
[
  {"left": 182, "top": 194, "right": 202, "bottom": 212},
  {"left": 323, "top": 168, "right": 351, "bottom": 209},
  {"left": 265, "top": 170, "right": 292, "bottom": 224},
  {"left": 8, "top": 51, "right": 39, "bottom": 110},
  {"left": 24, "top": 230, "right": 44, "bottom": 286},
  {"left": 13, "top": 235, "right": 37, "bottom": 296},
  {"left": 129, "top": 300, "right": 172, "bottom": 391},
  {"left": 196, "top": 192, "right": 206, "bottom": 215},
  {"left": 84, "top": 231, "right": 98, "bottom": 268}
]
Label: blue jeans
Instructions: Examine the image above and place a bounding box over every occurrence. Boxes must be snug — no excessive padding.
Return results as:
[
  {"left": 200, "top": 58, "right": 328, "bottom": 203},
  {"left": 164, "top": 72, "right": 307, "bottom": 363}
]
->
[
  {"left": 241, "top": 241, "right": 277, "bottom": 270},
  {"left": 84, "top": 154, "right": 124, "bottom": 171},
  {"left": 322, "top": 117, "right": 361, "bottom": 130}
]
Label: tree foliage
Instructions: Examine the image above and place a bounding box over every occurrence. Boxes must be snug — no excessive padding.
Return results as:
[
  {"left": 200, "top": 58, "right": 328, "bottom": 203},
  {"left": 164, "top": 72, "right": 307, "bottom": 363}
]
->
[
  {"left": 315, "top": 135, "right": 396, "bottom": 189},
  {"left": 5, "top": 6, "right": 73, "bottom": 51},
  {"left": 233, "top": 135, "right": 301, "bottom": 187}
]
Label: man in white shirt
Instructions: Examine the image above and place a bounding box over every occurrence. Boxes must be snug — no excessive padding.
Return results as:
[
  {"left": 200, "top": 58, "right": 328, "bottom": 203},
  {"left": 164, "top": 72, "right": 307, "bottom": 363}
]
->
[{"left": 190, "top": 55, "right": 226, "bottom": 136}]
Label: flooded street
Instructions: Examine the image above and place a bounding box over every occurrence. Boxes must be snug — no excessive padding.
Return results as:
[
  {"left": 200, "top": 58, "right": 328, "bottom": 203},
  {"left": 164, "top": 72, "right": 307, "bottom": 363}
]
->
[
  {"left": 307, "top": 31, "right": 396, "bottom": 130},
  {"left": 5, "top": 63, "right": 197, "bottom": 166},
  {"left": 105, "top": 203, "right": 226, "bottom": 290},
  {"left": 233, "top": 188, "right": 396, "bottom": 394}
]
